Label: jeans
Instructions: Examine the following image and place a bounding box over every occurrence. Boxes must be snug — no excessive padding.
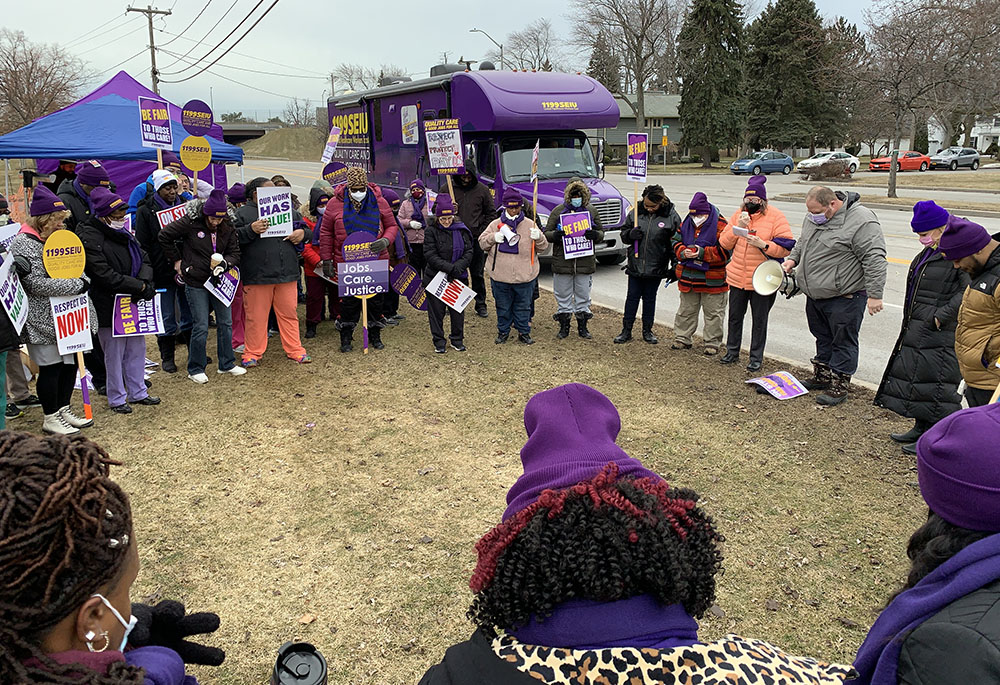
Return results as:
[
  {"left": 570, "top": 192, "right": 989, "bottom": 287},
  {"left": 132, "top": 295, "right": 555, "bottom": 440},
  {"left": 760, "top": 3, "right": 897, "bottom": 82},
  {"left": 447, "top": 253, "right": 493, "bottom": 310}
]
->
[
  {"left": 624, "top": 275, "right": 661, "bottom": 325},
  {"left": 97, "top": 328, "right": 149, "bottom": 407},
  {"left": 552, "top": 273, "right": 593, "bottom": 314},
  {"left": 185, "top": 285, "right": 236, "bottom": 375},
  {"left": 805, "top": 292, "right": 867, "bottom": 376},
  {"left": 726, "top": 287, "right": 777, "bottom": 363},
  {"left": 491, "top": 280, "right": 533, "bottom": 335},
  {"left": 159, "top": 283, "right": 194, "bottom": 337},
  {"left": 0, "top": 351, "right": 7, "bottom": 429}
]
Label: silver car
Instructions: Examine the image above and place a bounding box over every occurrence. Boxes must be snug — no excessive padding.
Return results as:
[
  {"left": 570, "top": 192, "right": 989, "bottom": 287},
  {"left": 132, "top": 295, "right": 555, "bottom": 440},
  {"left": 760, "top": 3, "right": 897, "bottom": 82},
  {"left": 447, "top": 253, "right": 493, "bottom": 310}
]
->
[{"left": 929, "top": 146, "right": 981, "bottom": 170}]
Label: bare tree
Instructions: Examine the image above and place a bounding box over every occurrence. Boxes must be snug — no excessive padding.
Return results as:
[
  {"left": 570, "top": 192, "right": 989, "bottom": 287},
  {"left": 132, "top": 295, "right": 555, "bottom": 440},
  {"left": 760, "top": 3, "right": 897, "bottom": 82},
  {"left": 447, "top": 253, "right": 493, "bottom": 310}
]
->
[
  {"left": 282, "top": 97, "right": 315, "bottom": 128},
  {"left": 485, "top": 19, "right": 565, "bottom": 71},
  {"left": 0, "top": 29, "right": 92, "bottom": 134},
  {"left": 331, "top": 63, "right": 409, "bottom": 92}
]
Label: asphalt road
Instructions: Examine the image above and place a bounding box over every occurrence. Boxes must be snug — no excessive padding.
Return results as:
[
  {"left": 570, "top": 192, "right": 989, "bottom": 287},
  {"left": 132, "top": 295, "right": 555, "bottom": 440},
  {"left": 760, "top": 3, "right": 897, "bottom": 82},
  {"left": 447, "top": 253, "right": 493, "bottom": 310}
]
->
[{"left": 231, "top": 160, "right": 1000, "bottom": 386}]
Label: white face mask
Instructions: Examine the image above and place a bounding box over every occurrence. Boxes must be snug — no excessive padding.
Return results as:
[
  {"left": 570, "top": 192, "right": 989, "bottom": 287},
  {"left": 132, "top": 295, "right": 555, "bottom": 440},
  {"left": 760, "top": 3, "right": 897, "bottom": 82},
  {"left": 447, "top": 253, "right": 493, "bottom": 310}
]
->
[
  {"left": 504, "top": 210, "right": 519, "bottom": 222},
  {"left": 693, "top": 215, "right": 708, "bottom": 227},
  {"left": 316, "top": 206, "right": 326, "bottom": 216},
  {"left": 350, "top": 190, "right": 366, "bottom": 202},
  {"left": 109, "top": 219, "right": 126, "bottom": 230},
  {"left": 89, "top": 593, "right": 138, "bottom": 652}
]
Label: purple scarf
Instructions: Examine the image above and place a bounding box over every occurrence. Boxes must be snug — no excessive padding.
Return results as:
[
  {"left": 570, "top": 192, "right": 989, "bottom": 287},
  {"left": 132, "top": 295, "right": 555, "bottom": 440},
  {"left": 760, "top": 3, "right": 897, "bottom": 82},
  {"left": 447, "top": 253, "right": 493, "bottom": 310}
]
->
[
  {"left": 442, "top": 220, "right": 471, "bottom": 276},
  {"left": 678, "top": 205, "right": 719, "bottom": 272},
  {"left": 851, "top": 533, "right": 1000, "bottom": 685},
  {"left": 512, "top": 595, "right": 699, "bottom": 650},
  {"left": 116, "top": 224, "right": 144, "bottom": 278},
  {"left": 409, "top": 195, "right": 427, "bottom": 228},
  {"left": 498, "top": 212, "right": 524, "bottom": 254},
  {"left": 152, "top": 189, "right": 176, "bottom": 211},
  {"left": 73, "top": 178, "right": 98, "bottom": 214}
]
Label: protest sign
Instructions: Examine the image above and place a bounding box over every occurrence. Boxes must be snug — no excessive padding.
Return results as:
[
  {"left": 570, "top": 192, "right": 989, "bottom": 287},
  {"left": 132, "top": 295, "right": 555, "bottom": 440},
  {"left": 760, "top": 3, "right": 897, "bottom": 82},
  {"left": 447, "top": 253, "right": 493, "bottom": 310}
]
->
[
  {"left": 204, "top": 267, "right": 240, "bottom": 307},
  {"left": 426, "top": 271, "right": 475, "bottom": 313},
  {"left": 156, "top": 205, "right": 187, "bottom": 229},
  {"left": 257, "top": 186, "right": 294, "bottom": 238},
  {"left": 138, "top": 96, "right": 172, "bottom": 150},
  {"left": 43, "top": 230, "right": 85, "bottom": 278},
  {"left": 390, "top": 263, "right": 428, "bottom": 312},
  {"left": 424, "top": 119, "right": 465, "bottom": 175},
  {"left": 181, "top": 99, "right": 213, "bottom": 137},
  {"left": 560, "top": 211, "right": 595, "bottom": 260},
  {"left": 327, "top": 110, "right": 371, "bottom": 171},
  {"left": 112, "top": 293, "right": 163, "bottom": 337},
  {"left": 626, "top": 133, "right": 648, "bottom": 182},
  {"left": 0, "top": 255, "right": 28, "bottom": 334},
  {"left": 746, "top": 371, "right": 809, "bottom": 400},
  {"left": 50, "top": 294, "right": 92, "bottom": 355},
  {"left": 321, "top": 125, "right": 341, "bottom": 164},
  {"left": 0, "top": 223, "right": 20, "bottom": 251},
  {"left": 338, "top": 261, "right": 389, "bottom": 298},
  {"left": 401, "top": 105, "right": 419, "bottom": 145},
  {"left": 343, "top": 232, "right": 379, "bottom": 262},
  {"left": 180, "top": 136, "right": 212, "bottom": 172},
  {"left": 322, "top": 162, "right": 348, "bottom": 186}
]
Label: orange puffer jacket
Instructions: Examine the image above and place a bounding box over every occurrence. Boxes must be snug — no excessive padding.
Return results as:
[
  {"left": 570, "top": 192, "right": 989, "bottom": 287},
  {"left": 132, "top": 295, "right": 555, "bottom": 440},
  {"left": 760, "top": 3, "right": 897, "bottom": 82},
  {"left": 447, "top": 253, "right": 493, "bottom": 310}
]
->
[{"left": 719, "top": 206, "right": 794, "bottom": 290}]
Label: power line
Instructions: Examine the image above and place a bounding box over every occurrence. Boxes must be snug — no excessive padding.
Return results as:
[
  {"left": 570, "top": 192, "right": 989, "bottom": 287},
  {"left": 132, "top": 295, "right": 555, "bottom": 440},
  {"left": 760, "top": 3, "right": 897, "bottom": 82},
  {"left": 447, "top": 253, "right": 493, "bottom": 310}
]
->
[
  {"left": 76, "top": 24, "right": 147, "bottom": 56},
  {"left": 95, "top": 48, "right": 149, "bottom": 76},
  {"left": 66, "top": 15, "right": 143, "bottom": 50},
  {"left": 160, "top": 0, "right": 267, "bottom": 76},
  {"left": 157, "top": 46, "right": 325, "bottom": 79},
  {"left": 64, "top": 11, "right": 130, "bottom": 48},
  {"left": 157, "top": 0, "right": 241, "bottom": 71},
  {"left": 159, "top": 0, "right": 214, "bottom": 48},
  {"left": 156, "top": 29, "right": 328, "bottom": 75},
  {"left": 180, "top": 65, "right": 299, "bottom": 99}
]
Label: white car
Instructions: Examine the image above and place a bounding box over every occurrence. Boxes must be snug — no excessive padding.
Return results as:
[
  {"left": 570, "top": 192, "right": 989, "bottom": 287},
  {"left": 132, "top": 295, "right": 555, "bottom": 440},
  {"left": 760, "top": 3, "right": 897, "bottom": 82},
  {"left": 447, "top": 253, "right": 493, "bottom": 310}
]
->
[{"left": 796, "top": 151, "right": 860, "bottom": 174}]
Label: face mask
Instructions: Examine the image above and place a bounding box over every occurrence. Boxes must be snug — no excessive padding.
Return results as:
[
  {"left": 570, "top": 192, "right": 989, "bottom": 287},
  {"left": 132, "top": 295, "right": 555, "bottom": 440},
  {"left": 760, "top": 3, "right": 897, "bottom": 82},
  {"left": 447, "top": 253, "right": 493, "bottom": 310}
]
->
[
  {"left": 918, "top": 234, "right": 938, "bottom": 247},
  {"left": 570, "top": 197, "right": 583, "bottom": 208},
  {"left": 807, "top": 211, "right": 829, "bottom": 225},
  {"left": 693, "top": 215, "right": 707, "bottom": 227},
  {"left": 745, "top": 203, "right": 762, "bottom": 215},
  {"left": 411, "top": 190, "right": 423, "bottom": 199},
  {"left": 350, "top": 190, "right": 366, "bottom": 202},
  {"left": 505, "top": 210, "right": 519, "bottom": 222},
  {"left": 90, "top": 594, "right": 138, "bottom": 653},
  {"left": 316, "top": 206, "right": 326, "bottom": 216},
  {"left": 109, "top": 219, "right": 126, "bottom": 230}
]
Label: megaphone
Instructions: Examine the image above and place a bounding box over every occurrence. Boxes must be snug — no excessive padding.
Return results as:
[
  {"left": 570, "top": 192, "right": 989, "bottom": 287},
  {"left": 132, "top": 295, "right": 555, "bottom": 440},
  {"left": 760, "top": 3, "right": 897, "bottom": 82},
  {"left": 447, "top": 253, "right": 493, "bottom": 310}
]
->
[
  {"left": 752, "top": 260, "right": 800, "bottom": 298},
  {"left": 498, "top": 224, "right": 520, "bottom": 246}
]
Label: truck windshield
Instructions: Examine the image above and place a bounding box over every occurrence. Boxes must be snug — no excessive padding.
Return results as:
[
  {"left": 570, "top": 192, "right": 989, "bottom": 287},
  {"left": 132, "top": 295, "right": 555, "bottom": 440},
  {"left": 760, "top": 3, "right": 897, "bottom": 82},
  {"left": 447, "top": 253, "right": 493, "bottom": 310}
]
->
[{"left": 500, "top": 135, "right": 597, "bottom": 182}]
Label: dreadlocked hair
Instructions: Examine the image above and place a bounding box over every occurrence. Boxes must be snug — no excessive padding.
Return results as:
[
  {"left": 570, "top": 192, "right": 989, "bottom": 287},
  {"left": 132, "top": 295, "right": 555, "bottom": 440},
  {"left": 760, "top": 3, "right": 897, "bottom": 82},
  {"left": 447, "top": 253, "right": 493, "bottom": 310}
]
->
[
  {"left": 468, "top": 463, "right": 725, "bottom": 637},
  {"left": 0, "top": 431, "right": 143, "bottom": 684}
]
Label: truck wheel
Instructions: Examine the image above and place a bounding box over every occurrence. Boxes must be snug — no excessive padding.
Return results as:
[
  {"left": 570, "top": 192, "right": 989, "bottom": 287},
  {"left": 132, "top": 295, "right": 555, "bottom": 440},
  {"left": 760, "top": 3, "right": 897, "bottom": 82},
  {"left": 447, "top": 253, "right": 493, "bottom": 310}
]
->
[{"left": 598, "top": 254, "right": 627, "bottom": 266}]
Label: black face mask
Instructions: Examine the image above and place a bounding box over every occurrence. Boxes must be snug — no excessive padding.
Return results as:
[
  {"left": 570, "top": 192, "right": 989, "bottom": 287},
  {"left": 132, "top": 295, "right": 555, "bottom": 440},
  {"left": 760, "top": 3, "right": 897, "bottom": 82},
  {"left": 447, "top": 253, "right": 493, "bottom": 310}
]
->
[{"left": 745, "top": 203, "right": 762, "bottom": 215}]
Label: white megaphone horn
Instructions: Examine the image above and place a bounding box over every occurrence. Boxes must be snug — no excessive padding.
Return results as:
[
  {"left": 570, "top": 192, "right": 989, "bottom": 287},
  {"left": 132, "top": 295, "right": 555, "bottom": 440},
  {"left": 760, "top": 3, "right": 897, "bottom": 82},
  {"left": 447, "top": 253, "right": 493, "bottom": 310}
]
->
[
  {"left": 752, "top": 260, "right": 800, "bottom": 298},
  {"left": 498, "top": 224, "right": 520, "bottom": 246}
]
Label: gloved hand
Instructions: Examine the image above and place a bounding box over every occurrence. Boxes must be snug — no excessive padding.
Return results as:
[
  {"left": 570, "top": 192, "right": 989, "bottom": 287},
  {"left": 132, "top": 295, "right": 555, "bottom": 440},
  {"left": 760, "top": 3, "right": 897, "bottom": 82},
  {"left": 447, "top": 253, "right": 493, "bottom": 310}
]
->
[
  {"left": 409, "top": 220, "right": 422, "bottom": 230},
  {"left": 78, "top": 278, "right": 90, "bottom": 293},
  {"left": 493, "top": 231, "right": 505, "bottom": 243},
  {"left": 138, "top": 283, "right": 155, "bottom": 301},
  {"left": 323, "top": 260, "right": 335, "bottom": 279},
  {"left": 584, "top": 229, "right": 600, "bottom": 240},
  {"left": 530, "top": 227, "right": 541, "bottom": 240},
  {"left": 212, "top": 260, "right": 228, "bottom": 278},
  {"left": 129, "top": 600, "right": 226, "bottom": 666},
  {"left": 550, "top": 231, "right": 563, "bottom": 243},
  {"left": 370, "top": 237, "right": 389, "bottom": 252},
  {"left": 448, "top": 266, "right": 462, "bottom": 281},
  {"left": 12, "top": 255, "right": 31, "bottom": 278}
]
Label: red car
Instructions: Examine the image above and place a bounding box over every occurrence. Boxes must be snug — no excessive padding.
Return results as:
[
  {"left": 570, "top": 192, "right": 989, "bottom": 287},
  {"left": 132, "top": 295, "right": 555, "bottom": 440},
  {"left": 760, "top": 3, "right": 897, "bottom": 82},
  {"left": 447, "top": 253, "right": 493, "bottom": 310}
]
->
[{"left": 868, "top": 150, "right": 931, "bottom": 172}]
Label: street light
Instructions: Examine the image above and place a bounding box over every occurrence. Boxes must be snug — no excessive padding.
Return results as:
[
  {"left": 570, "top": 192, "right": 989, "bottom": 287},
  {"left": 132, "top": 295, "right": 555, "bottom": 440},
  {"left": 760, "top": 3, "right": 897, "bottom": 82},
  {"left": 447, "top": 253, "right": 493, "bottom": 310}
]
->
[{"left": 469, "top": 28, "right": 504, "bottom": 70}]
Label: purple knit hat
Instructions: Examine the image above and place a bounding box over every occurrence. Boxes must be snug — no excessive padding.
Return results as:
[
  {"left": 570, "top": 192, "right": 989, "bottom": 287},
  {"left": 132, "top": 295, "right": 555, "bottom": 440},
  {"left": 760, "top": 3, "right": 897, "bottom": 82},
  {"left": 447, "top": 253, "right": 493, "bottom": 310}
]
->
[
  {"left": 502, "top": 384, "right": 662, "bottom": 521},
  {"left": 939, "top": 215, "right": 991, "bottom": 260},
  {"left": 75, "top": 160, "right": 110, "bottom": 188},
  {"left": 29, "top": 186, "right": 66, "bottom": 216},
  {"left": 203, "top": 189, "right": 228, "bottom": 218},
  {"left": 227, "top": 183, "right": 246, "bottom": 203},
  {"left": 161, "top": 150, "right": 181, "bottom": 169},
  {"left": 910, "top": 200, "right": 950, "bottom": 233},
  {"left": 409, "top": 178, "right": 425, "bottom": 193},
  {"left": 502, "top": 187, "right": 523, "bottom": 210},
  {"left": 89, "top": 187, "right": 126, "bottom": 218},
  {"left": 744, "top": 176, "right": 766, "bottom": 201},
  {"left": 916, "top": 404, "right": 1000, "bottom": 532},
  {"left": 434, "top": 194, "right": 456, "bottom": 217},
  {"left": 688, "top": 192, "right": 712, "bottom": 215},
  {"left": 381, "top": 187, "right": 401, "bottom": 208}
]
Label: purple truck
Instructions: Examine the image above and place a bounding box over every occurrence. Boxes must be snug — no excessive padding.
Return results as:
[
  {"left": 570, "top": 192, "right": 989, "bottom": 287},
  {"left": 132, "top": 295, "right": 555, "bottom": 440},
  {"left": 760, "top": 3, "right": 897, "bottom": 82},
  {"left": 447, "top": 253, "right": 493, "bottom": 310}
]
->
[{"left": 327, "top": 67, "right": 628, "bottom": 264}]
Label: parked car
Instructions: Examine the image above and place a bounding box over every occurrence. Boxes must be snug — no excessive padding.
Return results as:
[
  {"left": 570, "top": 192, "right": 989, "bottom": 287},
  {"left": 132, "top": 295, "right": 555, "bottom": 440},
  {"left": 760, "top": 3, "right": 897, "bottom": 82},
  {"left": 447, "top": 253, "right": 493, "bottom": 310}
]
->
[
  {"left": 796, "top": 151, "right": 860, "bottom": 174},
  {"left": 868, "top": 150, "right": 931, "bottom": 172},
  {"left": 929, "top": 146, "right": 981, "bottom": 170},
  {"left": 730, "top": 150, "right": 794, "bottom": 175}
]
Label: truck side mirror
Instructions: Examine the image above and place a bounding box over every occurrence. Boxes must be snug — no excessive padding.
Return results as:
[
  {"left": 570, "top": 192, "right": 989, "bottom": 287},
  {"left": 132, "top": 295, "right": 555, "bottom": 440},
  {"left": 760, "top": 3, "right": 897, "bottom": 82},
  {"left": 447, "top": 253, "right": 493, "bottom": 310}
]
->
[{"left": 597, "top": 138, "right": 606, "bottom": 179}]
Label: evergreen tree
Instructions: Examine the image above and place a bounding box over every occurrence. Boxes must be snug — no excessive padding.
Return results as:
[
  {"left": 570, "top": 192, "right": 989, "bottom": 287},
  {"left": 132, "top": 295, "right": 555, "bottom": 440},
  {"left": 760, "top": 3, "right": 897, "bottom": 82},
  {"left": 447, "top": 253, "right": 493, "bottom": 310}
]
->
[
  {"left": 745, "top": 0, "right": 826, "bottom": 150},
  {"left": 587, "top": 33, "right": 622, "bottom": 94},
  {"left": 677, "top": 0, "right": 745, "bottom": 167},
  {"left": 814, "top": 17, "right": 861, "bottom": 149}
]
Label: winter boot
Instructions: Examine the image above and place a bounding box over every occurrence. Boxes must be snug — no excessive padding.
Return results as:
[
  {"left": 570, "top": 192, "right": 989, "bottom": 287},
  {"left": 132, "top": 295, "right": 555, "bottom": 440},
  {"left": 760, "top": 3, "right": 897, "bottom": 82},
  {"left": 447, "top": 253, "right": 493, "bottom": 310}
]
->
[
  {"left": 802, "top": 360, "right": 833, "bottom": 391},
  {"left": 305, "top": 322, "right": 317, "bottom": 339},
  {"left": 891, "top": 420, "right": 931, "bottom": 443},
  {"left": 576, "top": 312, "right": 593, "bottom": 339},
  {"left": 369, "top": 323, "right": 385, "bottom": 350},
  {"left": 555, "top": 313, "right": 572, "bottom": 339},
  {"left": 176, "top": 329, "right": 191, "bottom": 347},
  {"left": 337, "top": 322, "right": 354, "bottom": 353},
  {"left": 816, "top": 373, "right": 851, "bottom": 406},
  {"left": 613, "top": 318, "right": 634, "bottom": 344},
  {"left": 157, "top": 335, "right": 177, "bottom": 374},
  {"left": 43, "top": 412, "right": 79, "bottom": 436},
  {"left": 641, "top": 322, "right": 658, "bottom": 344}
]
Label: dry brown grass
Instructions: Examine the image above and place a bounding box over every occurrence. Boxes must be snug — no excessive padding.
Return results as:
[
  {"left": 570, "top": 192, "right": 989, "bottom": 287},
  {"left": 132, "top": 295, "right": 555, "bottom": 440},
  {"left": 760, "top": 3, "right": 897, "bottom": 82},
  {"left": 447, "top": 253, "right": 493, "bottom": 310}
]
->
[
  {"left": 12, "top": 294, "right": 925, "bottom": 683},
  {"left": 849, "top": 171, "right": 1000, "bottom": 192},
  {"left": 776, "top": 192, "right": 1000, "bottom": 214}
]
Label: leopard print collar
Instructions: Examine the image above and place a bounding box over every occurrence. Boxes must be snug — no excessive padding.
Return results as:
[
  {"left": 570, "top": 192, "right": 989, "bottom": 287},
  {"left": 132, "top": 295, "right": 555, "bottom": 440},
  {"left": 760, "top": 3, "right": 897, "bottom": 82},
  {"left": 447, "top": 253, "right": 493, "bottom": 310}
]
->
[{"left": 493, "top": 632, "right": 857, "bottom": 684}]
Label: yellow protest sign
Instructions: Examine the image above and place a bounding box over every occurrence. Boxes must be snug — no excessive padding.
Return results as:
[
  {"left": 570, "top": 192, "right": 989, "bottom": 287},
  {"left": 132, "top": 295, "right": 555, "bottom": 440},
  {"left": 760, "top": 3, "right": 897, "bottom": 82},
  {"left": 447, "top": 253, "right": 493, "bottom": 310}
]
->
[
  {"left": 43, "top": 230, "right": 86, "bottom": 278},
  {"left": 180, "top": 135, "right": 212, "bottom": 172}
]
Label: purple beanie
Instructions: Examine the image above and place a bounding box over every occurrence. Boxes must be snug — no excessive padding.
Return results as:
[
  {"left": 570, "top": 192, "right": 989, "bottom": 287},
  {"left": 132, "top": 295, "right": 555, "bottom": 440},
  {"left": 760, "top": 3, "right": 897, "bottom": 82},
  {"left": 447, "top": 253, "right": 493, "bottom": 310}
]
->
[
  {"left": 910, "top": 200, "right": 950, "bottom": 233},
  {"left": 29, "top": 186, "right": 66, "bottom": 216},
  {"left": 409, "top": 178, "right": 425, "bottom": 193},
  {"left": 203, "top": 189, "right": 228, "bottom": 218},
  {"left": 916, "top": 404, "right": 1000, "bottom": 532},
  {"left": 502, "top": 187, "right": 523, "bottom": 210},
  {"left": 744, "top": 176, "right": 767, "bottom": 201},
  {"left": 89, "top": 187, "right": 126, "bottom": 218},
  {"left": 381, "top": 187, "right": 400, "bottom": 207},
  {"left": 689, "top": 191, "right": 712, "bottom": 215},
  {"left": 161, "top": 150, "right": 181, "bottom": 169},
  {"left": 434, "top": 194, "right": 456, "bottom": 217},
  {"left": 227, "top": 183, "right": 246, "bottom": 203},
  {"left": 74, "top": 160, "right": 110, "bottom": 188},
  {"left": 939, "top": 215, "right": 992, "bottom": 261},
  {"left": 502, "top": 384, "right": 662, "bottom": 521}
]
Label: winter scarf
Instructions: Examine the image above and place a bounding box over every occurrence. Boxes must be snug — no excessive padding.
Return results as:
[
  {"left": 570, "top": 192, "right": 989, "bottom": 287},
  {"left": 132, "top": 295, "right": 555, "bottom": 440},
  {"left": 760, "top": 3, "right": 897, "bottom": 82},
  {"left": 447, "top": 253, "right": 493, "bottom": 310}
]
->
[
  {"left": 116, "top": 222, "right": 144, "bottom": 277},
  {"left": 343, "top": 189, "right": 382, "bottom": 236},
  {"left": 444, "top": 220, "right": 472, "bottom": 276},
  {"left": 152, "top": 189, "right": 175, "bottom": 211},
  {"left": 850, "top": 533, "right": 1000, "bottom": 685},
  {"left": 73, "top": 178, "right": 97, "bottom": 214},
  {"left": 410, "top": 194, "right": 428, "bottom": 228},
  {"left": 498, "top": 211, "right": 524, "bottom": 254},
  {"left": 678, "top": 205, "right": 720, "bottom": 272}
]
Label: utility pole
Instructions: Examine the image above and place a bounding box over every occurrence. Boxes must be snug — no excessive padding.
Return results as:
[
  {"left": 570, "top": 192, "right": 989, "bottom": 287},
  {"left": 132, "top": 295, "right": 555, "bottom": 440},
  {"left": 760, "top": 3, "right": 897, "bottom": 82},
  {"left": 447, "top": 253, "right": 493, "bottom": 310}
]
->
[{"left": 127, "top": 5, "right": 172, "bottom": 94}]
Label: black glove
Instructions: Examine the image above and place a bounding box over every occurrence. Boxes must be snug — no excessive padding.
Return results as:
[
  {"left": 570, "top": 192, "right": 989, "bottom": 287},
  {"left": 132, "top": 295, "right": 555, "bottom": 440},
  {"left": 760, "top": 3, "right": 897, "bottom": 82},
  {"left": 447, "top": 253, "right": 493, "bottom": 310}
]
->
[
  {"left": 448, "top": 266, "right": 462, "bottom": 281},
  {"left": 130, "top": 600, "right": 226, "bottom": 666},
  {"left": 370, "top": 237, "right": 389, "bottom": 252},
  {"left": 12, "top": 255, "right": 31, "bottom": 278},
  {"left": 322, "top": 260, "right": 335, "bottom": 279},
  {"left": 137, "top": 283, "right": 154, "bottom": 301},
  {"left": 584, "top": 229, "right": 600, "bottom": 240},
  {"left": 550, "top": 231, "right": 563, "bottom": 243},
  {"left": 78, "top": 279, "right": 89, "bottom": 293}
]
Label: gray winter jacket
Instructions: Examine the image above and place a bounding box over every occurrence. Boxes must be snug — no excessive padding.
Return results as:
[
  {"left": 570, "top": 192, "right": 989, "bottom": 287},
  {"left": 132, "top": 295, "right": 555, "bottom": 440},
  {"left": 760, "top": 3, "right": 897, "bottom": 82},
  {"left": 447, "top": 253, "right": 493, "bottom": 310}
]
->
[{"left": 788, "top": 192, "right": 887, "bottom": 300}]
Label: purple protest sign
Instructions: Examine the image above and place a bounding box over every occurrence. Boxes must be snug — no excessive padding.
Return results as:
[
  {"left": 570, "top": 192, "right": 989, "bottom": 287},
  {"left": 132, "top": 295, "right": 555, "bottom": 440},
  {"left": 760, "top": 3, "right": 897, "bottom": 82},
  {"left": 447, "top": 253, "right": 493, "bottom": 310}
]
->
[
  {"left": 138, "top": 97, "right": 172, "bottom": 150},
  {"left": 322, "top": 161, "right": 348, "bottom": 186},
  {"left": 560, "top": 210, "right": 595, "bottom": 260},
  {"left": 181, "top": 99, "right": 213, "bottom": 137},
  {"left": 343, "top": 232, "right": 378, "bottom": 262},
  {"left": 204, "top": 267, "right": 240, "bottom": 307},
  {"left": 745, "top": 371, "right": 809, "bottom": 400},
  {"left": 112, "top": 293, "right": 164, "bottom": 337},
  {"left": 337, "top": 261, "right": 389, "bottom": 298},
  {"left": 390, "top": 263, "right": 422, "bottom": 299},
  {"left": 626, "top": 133, "right": 648, "bottom": 182}
]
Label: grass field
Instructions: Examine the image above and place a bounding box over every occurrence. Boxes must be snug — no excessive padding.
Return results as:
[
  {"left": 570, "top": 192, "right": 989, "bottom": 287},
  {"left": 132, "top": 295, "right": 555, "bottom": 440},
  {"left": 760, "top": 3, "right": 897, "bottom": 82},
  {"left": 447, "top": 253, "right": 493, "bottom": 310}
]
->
[
  {"left": 23, "top": 295, "right": 927, "bottom": 683},
  {"left": 776, "top": 192, "right": 1000, "bottom": 214},
  {"left": 844, "top": 171, "right": 1000, "bottom": 192}
]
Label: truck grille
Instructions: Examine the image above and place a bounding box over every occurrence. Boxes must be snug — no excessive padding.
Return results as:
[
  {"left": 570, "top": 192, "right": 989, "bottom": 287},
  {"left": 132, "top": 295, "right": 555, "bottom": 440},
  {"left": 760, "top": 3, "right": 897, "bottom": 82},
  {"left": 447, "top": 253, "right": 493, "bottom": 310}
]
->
[{"left": 593, "top": 199, "right": 623, "bottom": 227}]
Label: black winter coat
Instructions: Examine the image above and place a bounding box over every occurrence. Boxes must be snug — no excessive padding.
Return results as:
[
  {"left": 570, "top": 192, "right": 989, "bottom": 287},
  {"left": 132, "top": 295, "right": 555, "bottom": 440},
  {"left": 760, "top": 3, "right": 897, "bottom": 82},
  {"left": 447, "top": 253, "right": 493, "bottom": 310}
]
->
[
  {"left": 234, "top": 203, "right": 310, "bottom": 285},
  {"left": 135, "top": 194, "right": 185, "bottom": 288},
  {"left": 622, "top": 200, "right": 681, "bottom": 279},
  {"left": 422, "top": 221, "right": 473, "bottom": 283},
  {"left": 874, "top": 248, "right": 969, "bottom": 424},
  {"left": 56, "top": 178, "right": 92, "bottom": 234},
  {"left": 452, "top": 161, "right": 495, "bottom": 236},
  {"left": 159, "top": 201, "right": 240, "bottom": 288},
  {"left": 897, "top": 577, "right": 1000, "bottom": 683},
  {"left": 78, "top": 217, "right": 154, "bottom": 328},
  {"left": 419, "top": 631, "right": 539, "bottom": 685}
]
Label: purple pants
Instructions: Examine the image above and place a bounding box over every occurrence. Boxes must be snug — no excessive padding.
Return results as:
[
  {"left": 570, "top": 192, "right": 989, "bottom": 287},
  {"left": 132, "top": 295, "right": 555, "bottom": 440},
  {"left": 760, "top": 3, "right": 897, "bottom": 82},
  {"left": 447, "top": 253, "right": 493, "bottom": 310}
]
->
[{"left": 98, "top": 328, "right": 149, "bottom": 408}]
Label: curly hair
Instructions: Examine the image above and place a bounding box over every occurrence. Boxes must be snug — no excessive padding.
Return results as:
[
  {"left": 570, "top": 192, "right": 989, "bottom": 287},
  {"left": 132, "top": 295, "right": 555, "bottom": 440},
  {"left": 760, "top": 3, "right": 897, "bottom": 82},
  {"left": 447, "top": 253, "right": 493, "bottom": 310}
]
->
[
  {"left": 468, "top": 463, "right": 725, "bottom": 636},
  {"left": 0, "top": 431, "right": 143, "bottom": 684},
  {"left": 887, "top": 508, "right": 993, "bottom": 605}
]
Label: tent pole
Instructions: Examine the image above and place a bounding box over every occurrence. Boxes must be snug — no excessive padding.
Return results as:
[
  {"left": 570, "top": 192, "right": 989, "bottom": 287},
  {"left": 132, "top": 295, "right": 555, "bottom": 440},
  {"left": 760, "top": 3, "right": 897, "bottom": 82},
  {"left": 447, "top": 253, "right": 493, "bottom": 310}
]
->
[
  {"left": 3, "top": 160, "right": 9, "bottom": 198},
  {"left": 240, "top": 164, "right": 244, "bottom": 183}
]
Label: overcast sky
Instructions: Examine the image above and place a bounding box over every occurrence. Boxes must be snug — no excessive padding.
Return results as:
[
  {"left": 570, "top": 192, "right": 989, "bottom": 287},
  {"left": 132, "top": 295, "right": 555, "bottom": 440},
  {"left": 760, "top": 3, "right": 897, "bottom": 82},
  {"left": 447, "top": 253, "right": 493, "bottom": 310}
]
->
[{"left": 5, "top": 0, "right": 870, "bottom": 119}]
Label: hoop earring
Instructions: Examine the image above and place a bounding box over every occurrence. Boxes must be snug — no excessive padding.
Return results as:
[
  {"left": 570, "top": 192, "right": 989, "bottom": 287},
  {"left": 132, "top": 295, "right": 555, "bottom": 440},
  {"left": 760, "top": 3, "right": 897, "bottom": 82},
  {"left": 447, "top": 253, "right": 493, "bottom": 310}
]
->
[{"left": 85, "top": 630, "right": 110, "bottom": 653}]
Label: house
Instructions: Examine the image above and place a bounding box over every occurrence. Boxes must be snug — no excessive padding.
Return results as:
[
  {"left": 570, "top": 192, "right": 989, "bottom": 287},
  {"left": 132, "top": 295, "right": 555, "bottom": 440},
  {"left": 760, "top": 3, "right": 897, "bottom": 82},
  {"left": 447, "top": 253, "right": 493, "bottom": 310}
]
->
[
  {"left": 584, "top": 93, "right": 683, "bottom": 162},
  {"left": 971, "top": 115, "right": 1000, "bottom": 153}
]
